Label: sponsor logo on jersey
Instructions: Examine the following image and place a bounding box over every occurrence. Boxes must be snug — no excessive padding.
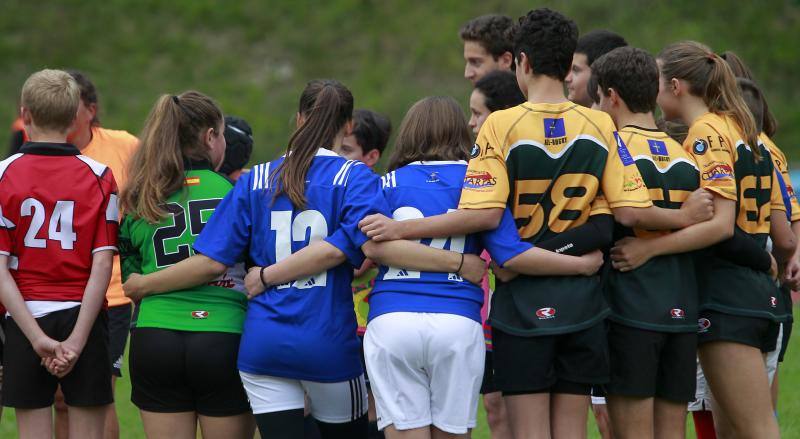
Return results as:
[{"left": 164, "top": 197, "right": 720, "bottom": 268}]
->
[
  {"left": 543, "top": 118, "right": 567, "bottom": 145},
  {"left": 463, "top": 170, "right": 497, "bottom": 191},
  {"left": 426, "top": 172, "right": 440, "bottom": 183},
  {"left": 693, "top": 138, "right": 709, "bottom": 155},
  {"left": 614, "top": 132, "right": 635, "bottom": 166},
  {"left": 702, "top": 163, "right": 733, "bottom": 181},
  {"left": 670, "top": 308, "right": 685, "bottom": 319},
  {"left": 470, "top": 143, "right": 481, "bottom": 158},
  {"left": 191, "top": 310, "right": 209, "bottom": 319},
  {"left": 535, "top": 307, "right": 556, "bottom": 319},
  {"left": 648, "top": 139, "right": 671, "bottom": 162},
  {"left": 697, "top": 317, "right": 711, "bottom": 333},
  {"left": 770, "top": 296, "right": 778, "bottom": 308},
  {"left": 184, "top": 176, "right": 201, "bottom": 186},
  {"left": 623, "top": 174, "right": 645, "bottom": 192}
]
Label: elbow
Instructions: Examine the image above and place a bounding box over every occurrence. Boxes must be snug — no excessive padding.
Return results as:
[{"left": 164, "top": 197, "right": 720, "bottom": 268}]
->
[
  {"left": 718, "top": 222, "right": 735, "bottom": 241},
  {"left": 480, "top": 209, "right": 503, "bottom": 230},
  {"left": 613, "top": 207, "right": 639, "bottom": 228},
  {"left": 204, "top": 256, "right": 228, "bottom": 277}
]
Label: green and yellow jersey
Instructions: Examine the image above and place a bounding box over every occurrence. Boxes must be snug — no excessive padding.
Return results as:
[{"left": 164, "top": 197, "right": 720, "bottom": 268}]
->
[
  {"left": 120, "top": 164, "right": 247, "bottom": 333},
  {"left": 459, "top": 102, "right": 652, "bottom": 335},
  {"left": 686, "top": 113, "right": 784, "bottom": 320},
  {"left": 605, "top": 126, "right": 699, "bottom": 332}
]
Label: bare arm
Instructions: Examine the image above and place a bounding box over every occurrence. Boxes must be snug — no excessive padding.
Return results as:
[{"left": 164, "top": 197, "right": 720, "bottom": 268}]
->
[
  {"left": 611, "top": 196, "right": 735, "bottom": 271},
  {"left": 122, "top": 254, "right": 227, "bottom": 301},
  {"left": 0, "top": 256, "right": 62, "bottom": 359},
  {"left": 503, "top": 248, "right": 603, "bottom": 277},
  {"left": 62, "top": 250, "right": 114, "bottom": 357},
  {"left": 770, "top": 209, "right": 796, "bottom": 264},
  {"left": 359, "top": 208, "right": 504, "bottom": 241},
  {"left": 612, "top": 188, "right": 713, "bottom": 230}
]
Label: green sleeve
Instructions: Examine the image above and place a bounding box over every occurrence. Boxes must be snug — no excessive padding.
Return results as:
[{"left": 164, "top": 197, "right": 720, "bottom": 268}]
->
[{"left": 119, "top": 215, "right": 143, "bottom": 282}]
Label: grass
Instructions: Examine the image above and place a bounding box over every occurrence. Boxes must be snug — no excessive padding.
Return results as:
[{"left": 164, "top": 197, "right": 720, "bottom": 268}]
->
[{"left": 3, "top": 311, "right": 800, "bottom": 437}]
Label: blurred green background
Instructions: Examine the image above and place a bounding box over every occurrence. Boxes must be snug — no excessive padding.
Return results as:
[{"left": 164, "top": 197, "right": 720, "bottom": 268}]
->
[{"left": 2, "top": 0, "right": 798, "bottom": 169}]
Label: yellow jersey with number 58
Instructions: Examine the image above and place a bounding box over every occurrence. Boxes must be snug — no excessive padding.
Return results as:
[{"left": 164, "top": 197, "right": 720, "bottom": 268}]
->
[{"left": 459, "top": 102, "right": 652, "bottom": 245}]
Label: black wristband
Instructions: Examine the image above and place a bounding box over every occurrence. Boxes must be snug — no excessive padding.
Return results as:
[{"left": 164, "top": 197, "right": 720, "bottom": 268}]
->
[
  {"left": 456, "top": 253, "right": 465, "bottom": 274},
  {"left": 260, "top": 266, "right": 268, "bottom": 287}
]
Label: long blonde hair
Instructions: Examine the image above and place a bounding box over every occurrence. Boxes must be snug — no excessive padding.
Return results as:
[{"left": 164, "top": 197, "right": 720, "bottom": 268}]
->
[
  {"left": 121, "top": 91, "right": 222, "bottom": 223},
  {"left": 658, "top": 41, "right": 761, "bottom": 159}
]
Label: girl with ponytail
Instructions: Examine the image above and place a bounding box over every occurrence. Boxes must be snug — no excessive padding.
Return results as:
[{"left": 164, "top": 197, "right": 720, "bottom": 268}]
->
[
  {"left": 120, "top": 91, "right": 256, "bottom": 438},
  {"left": 123, "top": 80, "right": 487, "bottom": 438},
  {"left": 652, "top": 41, "right": 788, "bottom": 439}
]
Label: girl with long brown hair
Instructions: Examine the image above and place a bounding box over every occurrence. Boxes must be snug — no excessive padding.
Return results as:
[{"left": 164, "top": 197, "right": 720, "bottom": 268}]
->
[
  {"left": 122, "top": 80, "right": 490, "bottom": 439},
  {"left": 613, "top": 41, "right": 790, "bottom": 439},
  {"left": 119, "top": 91, "right": 255, "bottom": 439}
]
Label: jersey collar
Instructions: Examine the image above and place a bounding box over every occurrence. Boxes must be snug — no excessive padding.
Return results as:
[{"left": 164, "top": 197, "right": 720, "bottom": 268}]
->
[{"left": 19, "top": 142, "right": 80, "bottom": 156}]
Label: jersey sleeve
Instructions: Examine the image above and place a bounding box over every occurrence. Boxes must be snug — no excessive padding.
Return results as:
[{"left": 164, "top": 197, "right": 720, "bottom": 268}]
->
[
  {"left": 0, "top": 199, "right": 13, "bottom": 256},
  {"left": 93, "top": 169, "right": 119, "bottom": 253},
  {"left": 118, "top": 215, "right": 142, "bottom": 282},
  {"left": 193, "top": 174, "right": 252, "bottom": 266},
  {"left": 481, "top": 208, "right": 533, "bottom": 266},
  {"left": 601, "top": 131, "right": 653, "bottom": 209},
  {"left": 771, "top": 169, "right": 788, "bottom": 215},
  {"left": 685, "top": 123, "right": 737, "bottom": 201},
  {"left": 324, "top": 164, "right": 390, "bottom": 267},
  {"left": 589, "top": 194, "right": 612, "bottom": 216},
  {"left": 458, "top": 114, "right": 509, "bottom": 210}
]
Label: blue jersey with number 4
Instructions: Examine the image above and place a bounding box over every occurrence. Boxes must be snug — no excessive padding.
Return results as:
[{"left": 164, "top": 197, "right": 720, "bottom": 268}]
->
[
  {"left": 194, "top": 148, "right": 387, "bottom": 382},
  {"left": 369, "top": 161, "right": 531, "bottom": 323}
]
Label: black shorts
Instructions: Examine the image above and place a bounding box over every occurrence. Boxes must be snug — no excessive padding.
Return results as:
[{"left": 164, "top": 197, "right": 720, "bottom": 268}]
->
[
  {"left": 493, "top": 322, "right": 608, "bottom": 396},
  {"left": 130, "top": 327, "right": 250, "bottom": 416},
  {"left": 2, "top": 306, "right": 113, "bottom": 408},
  {"left": 108, "top": 303, "right": 132, "bottom": 377},
  {"left": 480, "top": 350, "right": 497, "bottom": 395},
  {"left": 779, "top": 320, "right": 792, "bottom": 363},
  {"left": 358, "top": 334, "right": 370, "bottom": 388},
  {"left": 606, "top": 322, "right": 696, "bottom": 402},
  {"left": 697, "top": 310, "right": 779, "bottom": 352}
]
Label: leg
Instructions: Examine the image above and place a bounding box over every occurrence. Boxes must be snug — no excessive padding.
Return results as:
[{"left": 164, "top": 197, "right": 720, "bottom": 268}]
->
[
  {"left": 368, "top": 389, "right": 384, "bottom": 438},
  {"left": 483, "top": 392, "right": 513, "bottom": 439},
  {"left": 550, "top": 393, "right": 589, "bottom": 439},
  {"left": 68, "top": 405, "right": 113, "bottom": 439},
  {"left": 591, "top": 402, "right": 614, "bottom": 439},
  {"left": 16, "top": 407, "right": 53, "bottom": 439},
  {"left": 316, "top": 414, "right": 368, "bottom": 438},
  {"left": 54, "top": 386, "right": 70, "bottom": 439},
  {"left": 770, "top": 369, "right": 779, "bottom": 411},
  {"left": 139, "top": 410, "right": 196, "bottom": 439},
  {"left": 383, "top": 425, "right": 430, "bottom": 439},
  {"left": 431, "top": 426, "right": 469, "bottom": 439},
  {"left": 699, "top": 341, "right": 779, "bottom": 439},
  {"left": 104, "top": 376, "right": 120, "bottom": 439},
  {"left": 653, "top": 398, "right": 686, "bottom": 439},
  {"left": 199, "top": 413, "right": 257, "bottom": 439},
  {"left": 504, "top": 393, "right": 551, "bottom": 439},
  {"left": 255, "top": 409, "right": 304, "bottom": 439},
  {"left": 607, "top": 395, "right": 653, "bottom": 439}
]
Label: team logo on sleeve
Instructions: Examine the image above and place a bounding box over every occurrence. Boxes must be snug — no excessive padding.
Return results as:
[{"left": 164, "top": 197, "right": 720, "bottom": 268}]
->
[
  {"left": 670, "top": 308, "right": 686, "bottom": 319},
  {"left": 463, "top": 170, "right": 497, "bottom": 191},
  {"left": 613, "top": 132, "right": 635, "bottom": 166},
  {"left": 693, "top": 138, "right": 709, "bottom": 155},
  {"left": 535, "top": 307, "right": 556, "bottom": 319},
  {"left": 701, "top": 162, "right": 733, "bottom": 181},
  {"left": 543, "top": 118, "right": 567, "bottom": 145},
  {"left": 623, "top": 174, "right": 645, "bottom": 192},
  {"left": 470, "top": 143, "right": 481, "bottom": 158}
]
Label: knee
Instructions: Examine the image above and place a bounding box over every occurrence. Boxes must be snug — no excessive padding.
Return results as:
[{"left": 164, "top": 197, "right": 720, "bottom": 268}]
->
[{"left": 483, "top": 394, "right": 507, "bottom": 426}]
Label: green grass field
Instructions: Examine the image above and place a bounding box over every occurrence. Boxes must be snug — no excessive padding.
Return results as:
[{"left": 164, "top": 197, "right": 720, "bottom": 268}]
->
[{"left": 2, "top": 314, "right": 800, "bottom": 438}]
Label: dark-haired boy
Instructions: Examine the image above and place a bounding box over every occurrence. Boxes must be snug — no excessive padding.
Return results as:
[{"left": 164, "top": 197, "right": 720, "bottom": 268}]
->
[
  {"left": 566, "top": 30, "right": 627, "bottom": 107},
  {"left": 460, "top": 14, "right": 514, "bottom": 84},
  {"left": 360, "top": 9, "right": 712, "bottom": 438}
]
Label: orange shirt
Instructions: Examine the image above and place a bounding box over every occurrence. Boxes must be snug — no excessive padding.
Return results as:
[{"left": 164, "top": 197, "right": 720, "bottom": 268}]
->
[{"left": 81, "top": 126, "right": 138, "bottom": 307}]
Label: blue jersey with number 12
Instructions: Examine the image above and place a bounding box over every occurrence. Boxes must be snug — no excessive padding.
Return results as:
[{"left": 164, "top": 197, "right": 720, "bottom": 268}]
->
[
  {"left": 194, "top": 148, "right": 388, "bottom": 382},
  {"left": 369, "top": 161, "right": 532, "bottom": 323}
]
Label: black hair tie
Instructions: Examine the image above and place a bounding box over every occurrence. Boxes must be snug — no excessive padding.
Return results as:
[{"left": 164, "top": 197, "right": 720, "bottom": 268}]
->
[{"left": 172, "top": 95, "right": 180, "bottom": 104}]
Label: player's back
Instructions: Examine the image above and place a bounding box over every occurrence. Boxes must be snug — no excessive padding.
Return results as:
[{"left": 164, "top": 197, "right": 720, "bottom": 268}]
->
[
  {"left": 209, "top": 148, "right": 382, "bottom": 382},
  {"left": 370, "top": 161, "right": 484, "bottom": 323},
  {"left": 0, "top": 142, "right": 118, "bottom": 302}
]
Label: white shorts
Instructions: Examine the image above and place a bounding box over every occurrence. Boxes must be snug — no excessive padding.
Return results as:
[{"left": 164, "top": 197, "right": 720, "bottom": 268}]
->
[
  {"left": 239, "top": 372, "right": 368, "bottom": 423},
  {"left": 766, "top": 323, "right": 784, "bottom": 384},
  {"left": 364, "top": 312, "right": 484, "bottom": 434},
  {"left": 688, "top": 357, "right": 713, "bottom": 412}
]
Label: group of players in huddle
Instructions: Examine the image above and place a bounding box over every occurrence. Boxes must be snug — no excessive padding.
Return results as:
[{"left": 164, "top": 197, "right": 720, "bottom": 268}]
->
[{"left": 0, "top": 6, "right": 796, "bottom": 439}]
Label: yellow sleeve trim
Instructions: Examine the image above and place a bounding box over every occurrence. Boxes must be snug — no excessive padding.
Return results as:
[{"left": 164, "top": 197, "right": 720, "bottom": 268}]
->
[{"left": 458, "top": 200, "right": 508, "bottom": 210}]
